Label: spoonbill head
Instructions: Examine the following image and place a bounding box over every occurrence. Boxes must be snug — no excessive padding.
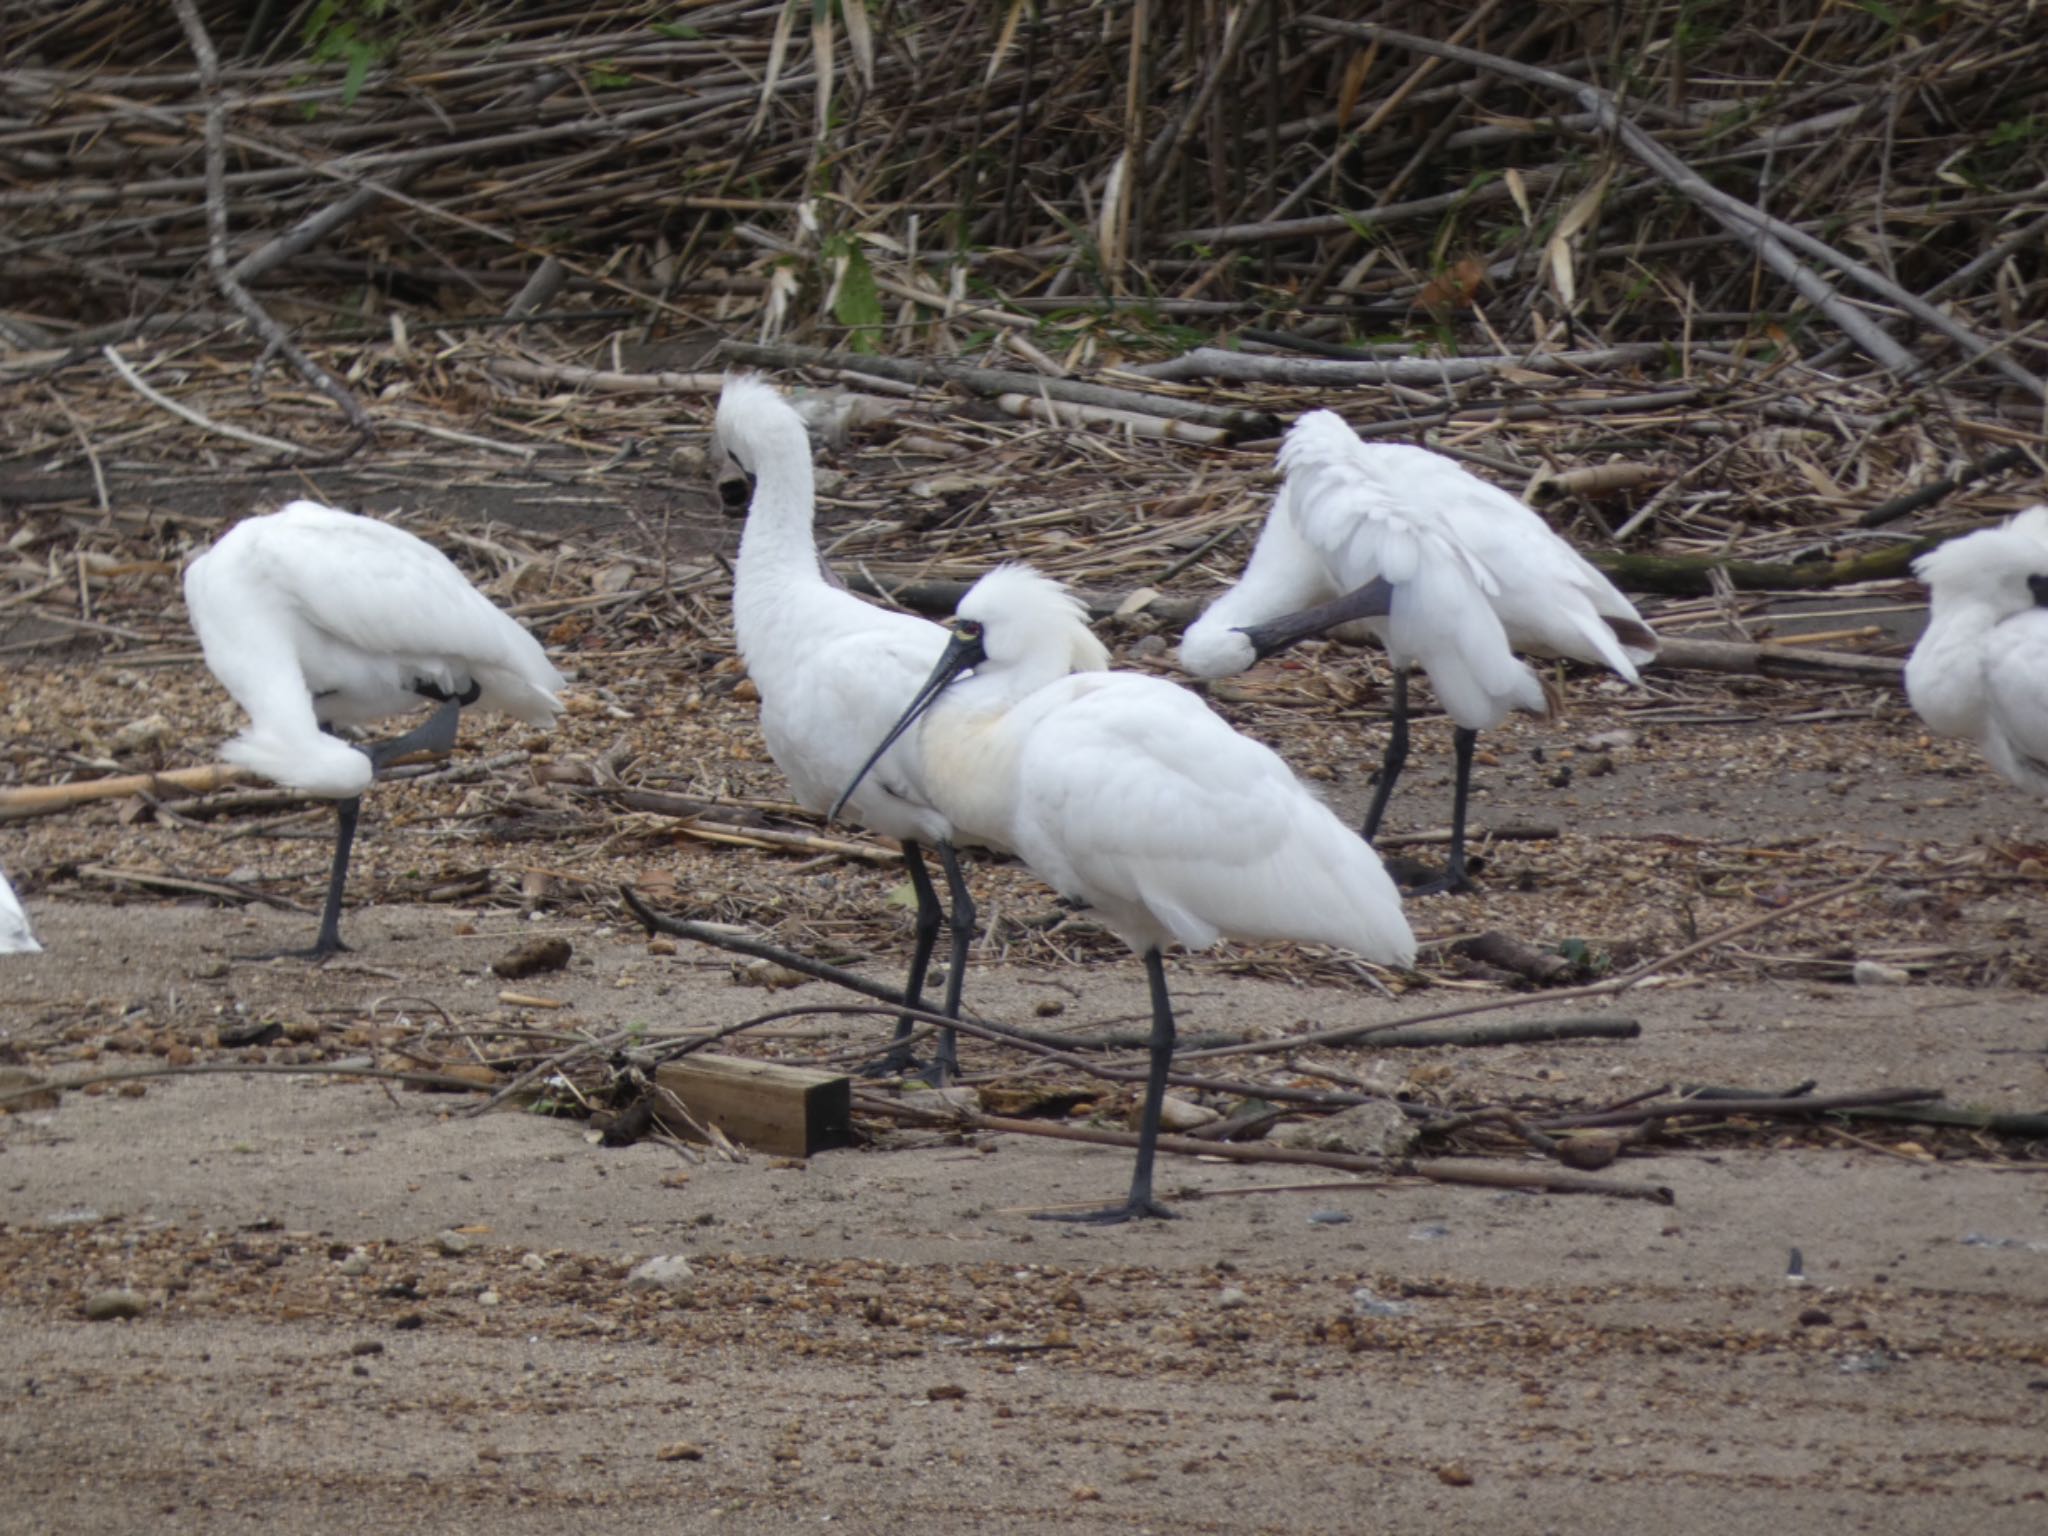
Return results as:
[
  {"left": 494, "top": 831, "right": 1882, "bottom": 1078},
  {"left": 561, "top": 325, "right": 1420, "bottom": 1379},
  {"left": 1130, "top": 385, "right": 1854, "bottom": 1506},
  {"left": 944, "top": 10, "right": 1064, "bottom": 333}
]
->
[
  {"left": 1180, "top": 409, "right": 1654, "bottom": 892},
  {"left": 183, "top": 500, "right": 564, "bottom": 957},
  {"left": 1905, "top": 505, "right": 2048, "bottom": 794},
  {"left": 842, "top": 563, "right": 1415, "bottom": 1222}
]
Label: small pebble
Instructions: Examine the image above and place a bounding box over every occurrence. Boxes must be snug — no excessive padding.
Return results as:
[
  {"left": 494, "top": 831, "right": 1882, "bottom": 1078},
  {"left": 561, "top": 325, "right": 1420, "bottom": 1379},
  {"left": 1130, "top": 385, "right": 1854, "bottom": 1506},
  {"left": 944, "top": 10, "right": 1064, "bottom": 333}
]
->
[
  {"left": 337, "top": 1248, "right": 372, "bottom": 1276},
  {"left": 84, "top": 1289, "right": 146, "bottom": 1321},
  {"left": 435, "top": 1230, "right": 473, "bottom": 1257},
  {"left": 1308, "top": 1210, "right": 1352, "bottom": 1226},
  {"left": 657, "top": 1442, "right": 705, "bottom": 1462},
  {"left": 625, "top": 1255, "right": 696, "bottom": 1295},
  {"left": 491, "top": 936, "right": 572, "bottom": 980},
  {"left": 1216, "top": 1287, "right": 1249, "bottom": 1310},
  {"left": 1852, "top": 959, "right": 1911, "bottom": 985}
]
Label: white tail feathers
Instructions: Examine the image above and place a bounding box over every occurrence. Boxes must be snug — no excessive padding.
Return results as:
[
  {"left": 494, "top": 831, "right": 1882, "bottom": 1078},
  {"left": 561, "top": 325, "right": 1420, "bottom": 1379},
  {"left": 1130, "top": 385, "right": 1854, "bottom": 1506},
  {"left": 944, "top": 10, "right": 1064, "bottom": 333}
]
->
[{"left": 223, "top": 727, "right": 372, "bottom": 799}]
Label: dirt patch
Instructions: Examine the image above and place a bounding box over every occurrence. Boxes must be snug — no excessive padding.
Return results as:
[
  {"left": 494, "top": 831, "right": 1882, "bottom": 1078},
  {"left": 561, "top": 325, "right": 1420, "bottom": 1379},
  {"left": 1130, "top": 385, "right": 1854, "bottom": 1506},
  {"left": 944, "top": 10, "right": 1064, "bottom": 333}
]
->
[{"left": 4, "top": 895, "right": 2048, "bottom": 1533}]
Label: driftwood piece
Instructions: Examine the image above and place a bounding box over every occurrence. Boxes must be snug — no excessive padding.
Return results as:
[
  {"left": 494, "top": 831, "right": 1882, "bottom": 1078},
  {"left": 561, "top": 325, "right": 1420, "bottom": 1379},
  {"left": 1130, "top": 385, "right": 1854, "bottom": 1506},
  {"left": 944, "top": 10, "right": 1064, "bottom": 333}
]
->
[
  {"left": 719, "top": 340, "right": 1278, "bottom": 437},
  {"left": 1589, "top": 542, "right": 1924, "bottom": 596},
  {"left": 1538, "top": 1086, "right": 1942, "bottom": 1131},
  {"left": 1132, "top": 343, "right": 1667, "bottom": 387},
  {"left": 231, "top": 163, "right": 421, "bottom": 284},
  {"left": 1362, "top": 1016, "right": 1640, "bottom": 1048},
  {"left": 1453, "top": 929, "right": 1577, "bottom": 986},
  {"left": 0, "top": 764, "right": 249, "bottom": 821},
  {"left": 865, "top": 1097, "right": 1674, "bottom": 1205},
  {"left": 1857, "top": 445, "right": 2039, "bottom": 529},
  {"left": 488, "top": 358, "right": 726, "bottom": 396},
  {"left": 990, "top": 392, "right": 1230, "bottom": 445}
]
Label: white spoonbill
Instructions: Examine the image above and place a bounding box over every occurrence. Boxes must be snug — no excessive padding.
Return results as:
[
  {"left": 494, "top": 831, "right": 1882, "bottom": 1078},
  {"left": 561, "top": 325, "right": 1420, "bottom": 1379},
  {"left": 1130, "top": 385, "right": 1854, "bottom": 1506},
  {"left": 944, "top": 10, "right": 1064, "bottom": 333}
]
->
[
  {"left": 712, "top": 375, "right": 1106, "bottom": 1082},
  {"left": 1181, "top": 411, "right": 1657, "bottom": 892},
  {"left": 1905, "top": 505, "right": 2048, "bottom": 796},
  {"left": 183, "top": 500, "right": 565, "bottom": 957},
  {"left": 838, "top": 565, "right": 1415, "bottom": 1223},
  {"left": 1, "top": 863, "right": 40, "bottom": 954}
]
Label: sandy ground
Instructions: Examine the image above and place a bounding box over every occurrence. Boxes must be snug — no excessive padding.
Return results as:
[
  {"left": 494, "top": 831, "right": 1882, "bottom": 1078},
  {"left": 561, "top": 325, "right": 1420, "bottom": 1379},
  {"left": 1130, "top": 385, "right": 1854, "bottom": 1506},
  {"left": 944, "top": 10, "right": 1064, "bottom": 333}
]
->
[{"left": 3, "top": 891, "right": 2047, "bottom": 1534}]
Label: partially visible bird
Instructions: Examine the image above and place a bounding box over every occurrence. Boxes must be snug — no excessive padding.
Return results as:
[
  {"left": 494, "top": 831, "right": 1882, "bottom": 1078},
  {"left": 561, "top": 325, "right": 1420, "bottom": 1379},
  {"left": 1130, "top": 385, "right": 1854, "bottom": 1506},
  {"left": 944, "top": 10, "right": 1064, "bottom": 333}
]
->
[
  {"left": 712, "top": 376, "right": 1106, "bottom": 1082},
  {"left": 1905, "top": 505, "right": 2048, "bottom": 796},
  {"left": 1181, "top": 411, "right": 1657, "bottom": 892},
  {"left": 183, "top": 500, "right": 564, "bottom": 957},
  {"left": 839, "top": 565, "right": 1415, "bottom": 1223},
  {"left": 1, "top": 863, "right": 41, "bottom": 954}
]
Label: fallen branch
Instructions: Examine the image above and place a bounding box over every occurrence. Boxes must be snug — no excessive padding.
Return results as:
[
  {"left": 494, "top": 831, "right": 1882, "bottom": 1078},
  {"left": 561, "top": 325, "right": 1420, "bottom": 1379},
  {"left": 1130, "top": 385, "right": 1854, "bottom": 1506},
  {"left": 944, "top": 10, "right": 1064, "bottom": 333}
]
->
[
  {"left": 170, "top": 0, "right": 375, "bottom": 441},
  {"left": 101, "top": 346, "right": 307, "bottom": 460},
  {"left": 720, "top": 340, "right": 1277, "bottom": 436},
  {"left": 1650, "top": 636, "right": 1904, "bottom": 683},
  {"left": 0, "top": 763, "right": 249, "bottom": 821},
  {"left": 862, "top": 1093, "right": 1674, "bottom": 1203},
  {"left": 1131, "top": 343, "right": 1668, "bottom": 387},
  {"left": 1537, "top": 1085, "right": 1943, "bottom": 1131},
  {"left": 75, "top": 862, "right": 307, "bottom": 912}
]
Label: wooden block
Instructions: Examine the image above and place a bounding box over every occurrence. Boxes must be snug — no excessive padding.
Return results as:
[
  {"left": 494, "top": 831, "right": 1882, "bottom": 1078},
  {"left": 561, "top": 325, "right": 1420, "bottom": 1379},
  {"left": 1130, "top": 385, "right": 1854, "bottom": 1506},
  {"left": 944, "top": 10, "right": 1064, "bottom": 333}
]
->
[{"left": 654, "top": 1054, "right": 852, "bottom": 1159}]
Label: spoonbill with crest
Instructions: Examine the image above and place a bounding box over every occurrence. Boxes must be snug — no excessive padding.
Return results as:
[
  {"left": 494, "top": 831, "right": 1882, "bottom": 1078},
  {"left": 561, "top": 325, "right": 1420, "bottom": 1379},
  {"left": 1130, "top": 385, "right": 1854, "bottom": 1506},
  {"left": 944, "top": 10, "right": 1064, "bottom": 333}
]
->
[{"left": 838, "top": 564, "right": 1414, "bottom": 1223}]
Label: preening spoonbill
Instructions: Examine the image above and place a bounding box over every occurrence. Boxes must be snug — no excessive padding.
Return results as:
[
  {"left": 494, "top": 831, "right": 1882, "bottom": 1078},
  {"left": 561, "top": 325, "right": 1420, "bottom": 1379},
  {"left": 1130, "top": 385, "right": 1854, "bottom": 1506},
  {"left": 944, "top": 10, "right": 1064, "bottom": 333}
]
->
[
  {"left": 183, "top": 500, "right": 564, "bottom": 957},
  {"left": 1, "top": 864, "right": 40, "bottom": 954},
  {"left": 712, "top": 376, "right": 1107, "bottom": 1082},
  {"left": 1181, "top": 411, "right": 1656, "bottom": 892},
  {"left": 1905, "top": 505, "right": 2048, "bottom": 796},
  {"left": 839, "top": 565, "right": 1415, "bottom": 1223}
]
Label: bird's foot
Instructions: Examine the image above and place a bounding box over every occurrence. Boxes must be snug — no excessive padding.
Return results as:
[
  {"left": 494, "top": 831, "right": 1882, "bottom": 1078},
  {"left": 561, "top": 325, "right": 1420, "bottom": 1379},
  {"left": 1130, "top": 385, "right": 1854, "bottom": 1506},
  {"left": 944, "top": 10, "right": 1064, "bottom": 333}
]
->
[
  {"left": 238, "top": 938, "right": 350, "bottom": 964},
  {"left": 855, "top": 1049, "right": 928, "bottom": 1082},
  {"left": 1400, "top": 867, "right": 1475, "bottom": 897},
  {"left": 1032, "top": 1197, "right": 1178, "bottom": 1226},
  {"left": 1378, "top": 852, "right": 1480, "bottom": 896}
]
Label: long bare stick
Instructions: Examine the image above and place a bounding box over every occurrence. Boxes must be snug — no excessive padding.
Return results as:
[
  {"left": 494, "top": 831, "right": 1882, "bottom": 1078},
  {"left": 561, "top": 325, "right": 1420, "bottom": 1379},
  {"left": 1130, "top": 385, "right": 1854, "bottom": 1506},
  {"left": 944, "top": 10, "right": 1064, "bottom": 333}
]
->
[
  {"left": 169, "top": 0, "right": 375, "bottom": 441},
  {"left": 101, "top": 346, "right": 307, "bottom": 459}
]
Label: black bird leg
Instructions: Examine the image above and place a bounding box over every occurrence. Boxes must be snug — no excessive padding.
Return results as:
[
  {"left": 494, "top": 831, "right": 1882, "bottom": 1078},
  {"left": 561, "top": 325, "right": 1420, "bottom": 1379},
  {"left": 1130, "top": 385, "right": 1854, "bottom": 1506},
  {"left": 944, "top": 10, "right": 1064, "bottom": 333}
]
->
[
  {"left": 255, "top": 700, "right": 466, "bottom": 962},
  {"left": 1404, "top": 726, "right": 1478, "bottom": 896},
  {"left": 859, "top": 839, "right": 944, "bottom": 1079},
  {"left": 929, "top": 839, "right": 976, "bottom": 1085},
  {"left": 1037, "top": 947, "right": 1179, "bottom": 1225},
  {"left": 1360, "top": 668, "right": 1410, "bottom": 843}
]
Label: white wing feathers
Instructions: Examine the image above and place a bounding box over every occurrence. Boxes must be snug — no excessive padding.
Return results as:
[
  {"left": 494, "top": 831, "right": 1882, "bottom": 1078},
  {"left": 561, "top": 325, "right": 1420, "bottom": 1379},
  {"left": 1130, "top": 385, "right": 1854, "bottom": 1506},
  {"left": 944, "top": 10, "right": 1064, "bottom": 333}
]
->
[
  {"left": 1984, "top": 610, "right": 2048, "bottom": 795},
  {"left": 248, "top": 505, "right": 564, "bottom": 723},
  {"left": 1009, "top": 678, "right": 1415, "bottom": 963}
]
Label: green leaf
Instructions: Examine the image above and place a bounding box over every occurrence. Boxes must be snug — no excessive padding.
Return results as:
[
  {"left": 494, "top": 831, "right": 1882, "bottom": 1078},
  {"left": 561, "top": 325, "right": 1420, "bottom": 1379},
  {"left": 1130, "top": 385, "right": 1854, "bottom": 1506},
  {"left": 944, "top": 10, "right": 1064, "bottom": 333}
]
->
[
  {"left": 652, "top": 20, "right": 704, "bottom": 39},
  {"left": 830, "top": 239, "right": 884, "bottom": 353},
  {"left": 341, "top": 40, "right": 372, "bottom": 104},
  {"left": 589, "top": 67, "right": 635, "bottom": 89}
]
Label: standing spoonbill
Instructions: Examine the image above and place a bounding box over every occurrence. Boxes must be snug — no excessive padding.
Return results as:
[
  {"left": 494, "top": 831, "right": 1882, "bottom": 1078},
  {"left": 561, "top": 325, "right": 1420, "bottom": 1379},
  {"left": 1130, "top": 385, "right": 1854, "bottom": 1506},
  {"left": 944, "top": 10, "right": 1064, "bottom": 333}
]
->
[
  {"left": 1905, "top": 505, "right": 2048, "bottom": 796},
  {"left": 1181, "top": 411, "right": 1657, "bottom": 892},
  {"left": 713, "top": 375, "right": 1106, "bottom": 1082},
  {"left": 1, "top": 864, "right": 40, "bottom": 954},
  {"left": 183, "top": 500, "right": 565, "bottom": 958},
  {"left": 837, "top": 565, "right": 1415, "bottom": 1223}
]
